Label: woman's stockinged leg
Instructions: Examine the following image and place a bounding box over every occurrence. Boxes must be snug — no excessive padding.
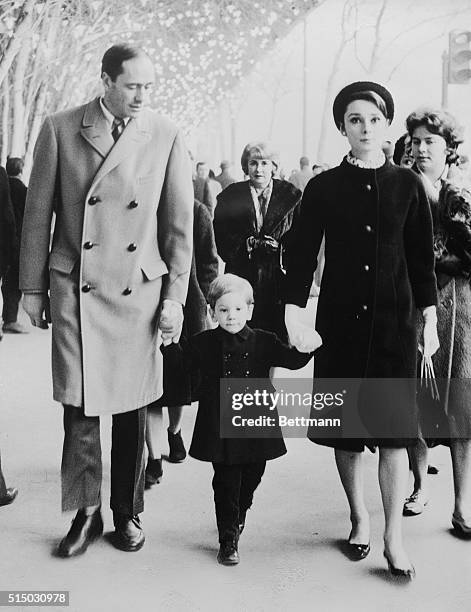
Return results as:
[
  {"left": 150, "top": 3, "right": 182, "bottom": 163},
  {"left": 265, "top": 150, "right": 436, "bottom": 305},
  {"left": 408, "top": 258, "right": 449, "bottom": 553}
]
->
[
  {"left": 168, "top": 405, "right": 185, "bottom": 434},
  {"left": 379, "top": 447, "right": 413, "bottom": 570},
  {"left": 407, "top": 438, "right": 429, "bottom": 497},
  {"left": 451, "top": 438, "right": 471, "bottom": 519},
  {"left": 334, "top": 448, "right": 370, "bottom": 544},
  {"left": 146, "top": 405, "right": 164, "bottom": 460}
]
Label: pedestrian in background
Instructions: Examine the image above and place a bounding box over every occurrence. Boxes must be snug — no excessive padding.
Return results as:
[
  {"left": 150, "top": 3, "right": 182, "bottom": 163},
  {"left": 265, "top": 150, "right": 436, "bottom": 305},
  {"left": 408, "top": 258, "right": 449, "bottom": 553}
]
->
[
  {"left": 214, "top": 141, "right": 301, "bottom": 340},
  {"left": 0, "top": 165, "right": 17, "bottom": 341},
  {"left": 0, "top": 165, "right": 19, "bottom": 504},
  {"left": 2, "top": 157, "right": 28, "bottom": 334},
  {"left": 404, "top": 108, "right": 471, "bottom": 536},
  {"left": 289, "top": 156, "right": 313, "bottom": 192},
  {"left": 214, "top": 160, "right": 236, "bottom": 190}
]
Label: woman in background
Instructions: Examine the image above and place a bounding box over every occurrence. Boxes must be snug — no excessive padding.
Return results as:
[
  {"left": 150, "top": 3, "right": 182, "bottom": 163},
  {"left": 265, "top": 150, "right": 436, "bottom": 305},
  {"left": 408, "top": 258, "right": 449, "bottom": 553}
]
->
[
  {"left": 405, "top": 108, "right": 471, "bottom": 536},
  {"left": 213, "top": 142, "right": 301, "bottom": 340}
]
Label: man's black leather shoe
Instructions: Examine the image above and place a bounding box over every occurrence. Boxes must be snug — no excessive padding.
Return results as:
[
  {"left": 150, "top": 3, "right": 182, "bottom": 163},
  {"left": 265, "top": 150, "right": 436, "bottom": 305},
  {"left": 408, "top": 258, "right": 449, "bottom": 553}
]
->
[
  {"left": 57, "top": 508, "right": 103, "bottom": 558},
  {"left": 217, "top": 540, "right": 239, "bottom": 565},
  {"left": 0, "top": 487, "right": 18, "bottom": 507},
  {"left": 112, "top": 513, "right": 145, "bottom": 552}
]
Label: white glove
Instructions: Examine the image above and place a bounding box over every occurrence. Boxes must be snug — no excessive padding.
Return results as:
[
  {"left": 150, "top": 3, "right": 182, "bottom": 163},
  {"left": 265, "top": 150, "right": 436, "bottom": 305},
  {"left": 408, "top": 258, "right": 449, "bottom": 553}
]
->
[{"left": 285, "top": 304, "right": 322, "bottom": 352}]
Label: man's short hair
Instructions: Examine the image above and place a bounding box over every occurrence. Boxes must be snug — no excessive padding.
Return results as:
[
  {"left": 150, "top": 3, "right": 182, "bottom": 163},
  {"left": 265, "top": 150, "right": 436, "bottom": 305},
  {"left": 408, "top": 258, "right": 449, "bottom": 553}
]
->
[
  {"left": 196, "top": 161, "right": 207, "bottom": 170},
  {"left": 207, "top": 274, "right": 254, "bottom": 309},
  {"left": 101, "top": 44, "right": 149, "bottom": 81},
  {"left": 300, "top": 156, "right": 310, "bottom": 168},
  {"left": 6, "top": 157, "right": 24, "bottom": 177}
]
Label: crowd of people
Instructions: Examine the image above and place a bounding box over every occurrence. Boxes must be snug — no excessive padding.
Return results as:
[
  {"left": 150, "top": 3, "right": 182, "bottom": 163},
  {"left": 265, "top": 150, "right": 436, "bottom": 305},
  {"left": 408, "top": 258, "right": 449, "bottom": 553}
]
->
[{"left": 1, "top": 43, "right": 471, "bottom": 579}]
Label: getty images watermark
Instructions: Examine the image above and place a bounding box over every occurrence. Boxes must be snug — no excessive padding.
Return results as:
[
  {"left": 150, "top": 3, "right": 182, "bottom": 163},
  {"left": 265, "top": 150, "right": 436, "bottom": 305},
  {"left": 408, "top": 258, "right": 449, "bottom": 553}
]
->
[
  {"left": 219, "top": 377, "right": 467, "bottom": 439},
  {"left": 231, "top": 388, "right": 344, "bottom": 429}
]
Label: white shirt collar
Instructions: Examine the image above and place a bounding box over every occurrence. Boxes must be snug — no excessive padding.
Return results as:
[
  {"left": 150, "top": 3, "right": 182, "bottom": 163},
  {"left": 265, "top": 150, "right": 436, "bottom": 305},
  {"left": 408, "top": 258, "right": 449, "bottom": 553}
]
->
[{"left": 99, "top": 98, "right": 130, "bottom": 127}]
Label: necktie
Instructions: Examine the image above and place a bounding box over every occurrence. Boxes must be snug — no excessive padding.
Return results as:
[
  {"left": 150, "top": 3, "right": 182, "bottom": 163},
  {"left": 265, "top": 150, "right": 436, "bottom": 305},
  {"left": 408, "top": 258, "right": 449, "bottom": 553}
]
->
[
  {"left": 111, "top": 118, "right": 124, "bottom": 143},
  {"left": 258, "top": 192, "right": 268, "bottom": 220}
]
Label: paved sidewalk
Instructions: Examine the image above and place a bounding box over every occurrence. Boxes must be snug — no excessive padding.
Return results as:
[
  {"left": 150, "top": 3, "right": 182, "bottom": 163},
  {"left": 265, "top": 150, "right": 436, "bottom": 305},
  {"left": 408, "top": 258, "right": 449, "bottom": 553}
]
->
[{"left": 0, "top": 312, "right": 469, "bottom": 612}]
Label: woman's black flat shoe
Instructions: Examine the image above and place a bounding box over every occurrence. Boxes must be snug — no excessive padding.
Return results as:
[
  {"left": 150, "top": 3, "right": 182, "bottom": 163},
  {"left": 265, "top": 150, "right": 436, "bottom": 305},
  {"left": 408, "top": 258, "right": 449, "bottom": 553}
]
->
[
  {"left": 384, "top": 552, "right": 416, "bottom": 580},
  {"left": 347, "top": 540, "right": 370, "bottom": 560}
]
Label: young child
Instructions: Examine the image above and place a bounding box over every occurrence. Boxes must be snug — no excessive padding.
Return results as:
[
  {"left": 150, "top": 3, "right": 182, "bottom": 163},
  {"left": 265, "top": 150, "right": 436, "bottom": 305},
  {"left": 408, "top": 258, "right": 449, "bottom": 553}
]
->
[{"left": 163, "top": 273, "right": 319, "bottom": 565}]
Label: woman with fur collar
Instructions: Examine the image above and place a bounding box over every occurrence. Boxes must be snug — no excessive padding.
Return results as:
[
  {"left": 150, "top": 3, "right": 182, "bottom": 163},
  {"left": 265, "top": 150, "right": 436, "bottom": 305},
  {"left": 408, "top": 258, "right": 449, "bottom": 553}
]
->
[
  {"left": 404, "top": 108, "right": 471, "bottom": 538},
  {"left": 213, "top": 142, "right": 301, "bottom": 340}
]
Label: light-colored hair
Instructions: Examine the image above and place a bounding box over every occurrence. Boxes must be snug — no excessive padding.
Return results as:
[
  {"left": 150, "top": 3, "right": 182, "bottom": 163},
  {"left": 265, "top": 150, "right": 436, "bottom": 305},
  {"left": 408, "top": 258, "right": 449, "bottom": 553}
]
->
[
  {"left": 207, "top": 274, "right": 254, "bottom": 309},
  {"left": 240, "top": 142, "right": 279, "bottom": 175}
]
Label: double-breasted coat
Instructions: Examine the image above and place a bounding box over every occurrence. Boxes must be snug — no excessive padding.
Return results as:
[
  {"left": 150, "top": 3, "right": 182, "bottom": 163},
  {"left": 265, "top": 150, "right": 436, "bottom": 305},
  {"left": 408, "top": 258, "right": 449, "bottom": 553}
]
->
[
  {"left": 213, "top": 179, "right": 301, "bottom": 338},
  {"left": 164, "top": 325, "right": 312, "bottom": 464},
  {"left": 283, "top": 159, "right": 437, "bottom": 447},
  {"left": 20, "top": 98, "right": 193, "bottom": 416}
]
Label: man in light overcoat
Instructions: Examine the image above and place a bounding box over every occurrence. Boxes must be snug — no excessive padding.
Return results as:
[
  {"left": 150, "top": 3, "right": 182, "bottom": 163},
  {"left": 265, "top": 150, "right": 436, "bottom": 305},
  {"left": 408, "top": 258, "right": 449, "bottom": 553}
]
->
[{"left": 20, "top": 44, "right": 193, "bottom": 556}]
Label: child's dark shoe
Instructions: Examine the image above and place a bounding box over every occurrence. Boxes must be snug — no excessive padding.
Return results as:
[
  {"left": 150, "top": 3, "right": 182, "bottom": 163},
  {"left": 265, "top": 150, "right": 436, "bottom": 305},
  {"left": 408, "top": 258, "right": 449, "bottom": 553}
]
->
[
  {"left": 217, "top": 540, "right": 239, "bottom": 565},
  {"left": 238, "top": 510, "right": 247, "bottom": 536}
]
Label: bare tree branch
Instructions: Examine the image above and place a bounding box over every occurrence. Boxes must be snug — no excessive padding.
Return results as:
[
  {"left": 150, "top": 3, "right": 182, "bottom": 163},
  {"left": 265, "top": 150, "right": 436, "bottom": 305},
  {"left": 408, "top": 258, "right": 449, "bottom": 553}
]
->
[{"left": 368, "top": 0, "right": 389, "bottom": 73}]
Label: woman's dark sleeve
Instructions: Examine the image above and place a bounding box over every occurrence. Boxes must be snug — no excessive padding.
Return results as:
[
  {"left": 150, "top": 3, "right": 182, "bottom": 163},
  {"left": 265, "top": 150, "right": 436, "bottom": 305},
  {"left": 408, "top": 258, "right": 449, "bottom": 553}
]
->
[
  {"left": 404, "top": 177, "right": 438, "bottom": 308},
  {"left": 194, "top": 201, "right": 219, "bottom": 299},
  {"left": 282, "top": 177, "right": 325, "bottom": 307}
]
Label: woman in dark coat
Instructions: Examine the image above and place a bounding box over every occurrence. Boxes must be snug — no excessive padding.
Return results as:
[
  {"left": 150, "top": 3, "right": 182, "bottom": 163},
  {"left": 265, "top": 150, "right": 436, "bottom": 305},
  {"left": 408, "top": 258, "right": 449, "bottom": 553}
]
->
[
  {"left": 404, "top": 108, "right": 471, "bottom": 535},
  {"left": 283, "top": 82, "right": 439, "bottom": 578},
  {"left": 145, "top": 199, "right": 219, "bottom": 483},
  {"left": 213, "top": 142, "right": 301, "bottom": 339}
]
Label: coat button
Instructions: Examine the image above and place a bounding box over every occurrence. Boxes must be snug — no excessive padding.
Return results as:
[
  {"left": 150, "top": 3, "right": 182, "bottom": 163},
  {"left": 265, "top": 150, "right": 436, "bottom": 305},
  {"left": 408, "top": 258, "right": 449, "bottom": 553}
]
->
[
  {"left": 84, "top": 241, "right": 94, "bottom": 250},
  {"left": 362, "top": 304, "right": 368, "bottom": 311},
  {"left": 88, "top": 196, "right": 100, "bottom": 205},
  {"left": 82, "top": 283, "right": 91, "bottom": 293},
  {"left": 365, "top": 225, "right": 372, "bottom": 232},
  {"left": 127, "top": 243, "right": 137, "bottom": 252},
  {"left": 365, "top": 184, "right": 372, "bottom": 191},
  {"left": 442, "top": 298, "right": 453, "bottom": 308},
  {"left": 363, "top": 264, "right": 370, "bottom": 271},
  {"left": 122, "top": 287, "right": 132, "bottom": 296},
  {"left": 129, "top": 200, "right": 138, "bottom": 209}
]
